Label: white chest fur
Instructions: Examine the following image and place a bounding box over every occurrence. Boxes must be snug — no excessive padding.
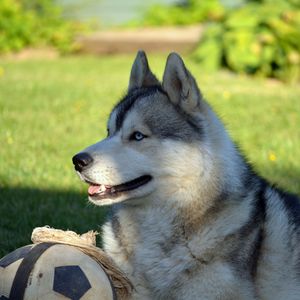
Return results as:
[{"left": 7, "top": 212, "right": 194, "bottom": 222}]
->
[{"left": 103, "top": 200, "right": 256, "bottom": 299}]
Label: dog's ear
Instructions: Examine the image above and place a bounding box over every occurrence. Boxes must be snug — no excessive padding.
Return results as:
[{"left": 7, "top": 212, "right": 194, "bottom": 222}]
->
[
  {"left": 162, "top": 53, "right": 202, "bottom": 114},
  {"left": 128, "top": 50, "right": 160, "bottom": 91}
]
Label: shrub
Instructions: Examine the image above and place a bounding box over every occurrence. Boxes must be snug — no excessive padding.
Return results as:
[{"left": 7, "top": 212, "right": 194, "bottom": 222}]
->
[
  {"left": 193, "top": 0, "right": 300, "bottom": 82},
  {"left": 0, "top": 0, "right": 81, "bottom": 54},
  {"left": 139, "top": 0, "right": 300, "bottom": 82},
  {"left": 130, "top": 0, "right": 225, "bottom": 27},
  {"left": 0, "top": 0, "right": 35, "bottom": 53}
]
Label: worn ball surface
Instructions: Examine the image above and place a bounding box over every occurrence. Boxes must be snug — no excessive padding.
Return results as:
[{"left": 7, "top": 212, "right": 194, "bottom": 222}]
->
[{"left": 0, "top": 243, "right": 115, "bottom": 300}]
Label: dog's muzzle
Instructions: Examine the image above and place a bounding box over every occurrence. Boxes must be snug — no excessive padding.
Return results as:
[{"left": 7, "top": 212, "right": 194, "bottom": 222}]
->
[{"left": 72, "top": 152, "right": 93, "bottom": 172}]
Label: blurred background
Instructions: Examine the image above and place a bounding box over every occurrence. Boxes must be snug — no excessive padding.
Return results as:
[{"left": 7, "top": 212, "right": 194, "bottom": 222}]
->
[
  {"left": 0, "top": 0, "right": 300, "bottom": 256},
  {"left": 1, "top": 0, "right": 300, "bottom": 79}
]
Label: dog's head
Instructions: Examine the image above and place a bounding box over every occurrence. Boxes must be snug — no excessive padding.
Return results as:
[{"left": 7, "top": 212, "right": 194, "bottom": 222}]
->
[{"left": 73, "top": 51, "right": 233, "bottom": 206}]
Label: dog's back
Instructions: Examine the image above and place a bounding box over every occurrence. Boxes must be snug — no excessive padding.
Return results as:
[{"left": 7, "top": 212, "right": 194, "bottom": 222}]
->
[{"left": 257, "top": 187, "right": 300, "bottom": 299}]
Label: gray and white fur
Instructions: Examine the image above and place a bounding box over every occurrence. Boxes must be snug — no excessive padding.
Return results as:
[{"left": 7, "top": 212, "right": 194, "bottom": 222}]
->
[{"left": 72, "top": 51, "right": 300, "bottom": 299}]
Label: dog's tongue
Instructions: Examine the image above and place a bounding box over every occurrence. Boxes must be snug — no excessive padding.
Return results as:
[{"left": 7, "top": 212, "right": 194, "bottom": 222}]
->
[{"left": 88, "top": 185, "right": 101, "bottom": 196}]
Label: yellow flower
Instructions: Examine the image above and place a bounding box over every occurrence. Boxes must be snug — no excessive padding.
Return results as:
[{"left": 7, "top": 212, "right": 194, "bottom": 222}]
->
[
  {"left": 251, "top": 42, "right": 261, "bottom": 55},
  {"left": 74, "top": 100, "right": 84, "bottom": 112},
  {"left": 223, "top": 90, "right": 231, "bottom": 100},
  {"left": 0, "top": 66, "right": 4, "bottom": 78},
  {"left": 6, "top": 131, "right": 13, "bottom": 144},
  {"left": 268, "top": 152, "right": 276, "bottom": 162},
  {"left": 288, "top": 51, "right": 300, "bottom": 64}
]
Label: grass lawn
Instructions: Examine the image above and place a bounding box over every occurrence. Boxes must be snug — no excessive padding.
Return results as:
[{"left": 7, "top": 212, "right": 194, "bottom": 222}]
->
[{"left": 0, "top": 54, "right": 300, "bottom": 257}]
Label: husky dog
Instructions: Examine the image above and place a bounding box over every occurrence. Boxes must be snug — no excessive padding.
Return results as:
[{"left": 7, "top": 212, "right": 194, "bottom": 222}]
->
[{"left": 72, "top": 51, "right": 300, "bottom": 299}]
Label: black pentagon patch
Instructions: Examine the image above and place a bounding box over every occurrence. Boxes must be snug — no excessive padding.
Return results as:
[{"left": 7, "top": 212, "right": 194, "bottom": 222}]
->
[
  {"left": 53, "top": 265, "right": 91, "bottom": 300},
  {"left": 0, "top": 296, "right": 9, "bottom": 300},
  {"left": 0, "top": 245, "right": 33, "bottom": 268}
]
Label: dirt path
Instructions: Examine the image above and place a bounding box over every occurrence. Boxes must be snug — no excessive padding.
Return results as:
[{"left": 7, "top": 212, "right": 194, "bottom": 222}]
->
[{"left": 76, "top": 26, "right": 203, "bottom": 54}]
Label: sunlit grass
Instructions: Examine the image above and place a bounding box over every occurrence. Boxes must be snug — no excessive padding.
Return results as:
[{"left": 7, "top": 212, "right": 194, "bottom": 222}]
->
[{"left": 0, "top": 54, "right": 299, "bottom": 256}]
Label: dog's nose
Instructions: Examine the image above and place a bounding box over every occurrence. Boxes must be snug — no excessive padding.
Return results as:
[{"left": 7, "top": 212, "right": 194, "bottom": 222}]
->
[{"left": 72, "top": 152, "right": 93, "bottom": 172}]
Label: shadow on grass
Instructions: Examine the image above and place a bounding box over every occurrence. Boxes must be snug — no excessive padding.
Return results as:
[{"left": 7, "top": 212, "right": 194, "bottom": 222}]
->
[
  {"left": 0, "top": 187, "right": 108, "bottom": 257},
  {"left": 1, "top": 164, "right": 299, "bottom": 258}
]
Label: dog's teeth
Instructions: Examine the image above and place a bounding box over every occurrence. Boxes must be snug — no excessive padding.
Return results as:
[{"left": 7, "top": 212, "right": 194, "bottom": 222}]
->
[{"left": 100, "top": 185, "right": 106, "bottom": 192}]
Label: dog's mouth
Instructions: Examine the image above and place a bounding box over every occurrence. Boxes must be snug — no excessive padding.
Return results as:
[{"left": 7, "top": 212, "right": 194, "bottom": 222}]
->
[{"left": 86, "top": 175, "right": 152, "bottom": 200}]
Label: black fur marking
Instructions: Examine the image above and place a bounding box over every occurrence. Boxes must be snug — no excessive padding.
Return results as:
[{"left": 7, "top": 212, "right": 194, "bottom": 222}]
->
[
  {"left": 114, "top": 86, "right": 167, "bottom": 131},
  {"left": 111, "top": 213, "right": 121, "bottom": 241},
  {"left": 229, "top": 176, "right": 267, "bottom": 280},
  {"left": 275, "top": 187, "right": 300, "bottom": 272},
  {"left": 248, "top": 179, "right": 267, "bottom": 279},
  {"left": 277, "top": 188, "right": 300, "bottom": 226}
]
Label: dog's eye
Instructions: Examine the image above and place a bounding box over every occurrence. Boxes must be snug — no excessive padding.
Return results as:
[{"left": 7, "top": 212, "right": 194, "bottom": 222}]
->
[{"left": 130, "top": 131, "right": 146, "bottom": 141}]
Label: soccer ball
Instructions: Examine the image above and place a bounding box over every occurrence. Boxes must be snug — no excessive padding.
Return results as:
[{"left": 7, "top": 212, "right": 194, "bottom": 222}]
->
[{"left": 0, "top": 243, "right": 116, "bottom": 299}]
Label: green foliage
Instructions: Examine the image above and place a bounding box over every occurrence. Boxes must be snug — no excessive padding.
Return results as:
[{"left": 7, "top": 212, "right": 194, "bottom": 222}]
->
[
  {"left": 138, "top": 0, "right": 300, "bottom": 81},
  {"left": 0, "top": 0, "right": 35, "bottom": 52},
  {"left": 193, "top": 0, "right": 300, "bottom": 82},
  {"left": 0, "top": 0, "right": 82, "bottom": 54},
  {"left": 131, "top": 0, "right": 225, "bottom": 27}
]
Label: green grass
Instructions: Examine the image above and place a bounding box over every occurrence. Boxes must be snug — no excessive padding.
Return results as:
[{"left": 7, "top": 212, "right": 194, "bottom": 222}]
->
[{"left": 0, "top": 54, "right": 300, "bottom": 257}]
